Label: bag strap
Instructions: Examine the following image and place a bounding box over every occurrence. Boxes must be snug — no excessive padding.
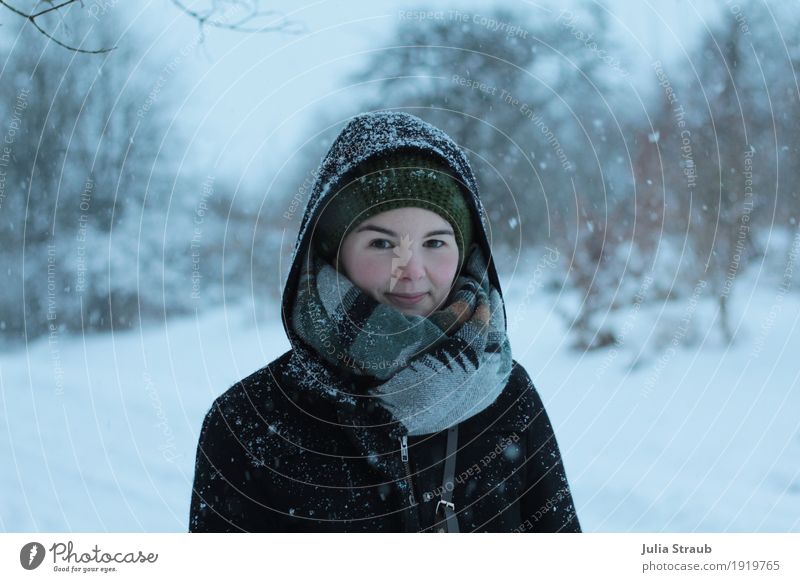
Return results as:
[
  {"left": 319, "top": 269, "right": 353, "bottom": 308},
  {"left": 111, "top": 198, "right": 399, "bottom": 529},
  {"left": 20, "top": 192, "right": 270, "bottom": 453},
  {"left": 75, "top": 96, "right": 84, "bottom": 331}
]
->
[{"left": 435, "top": 424, "right": 460, "bottom": 533}]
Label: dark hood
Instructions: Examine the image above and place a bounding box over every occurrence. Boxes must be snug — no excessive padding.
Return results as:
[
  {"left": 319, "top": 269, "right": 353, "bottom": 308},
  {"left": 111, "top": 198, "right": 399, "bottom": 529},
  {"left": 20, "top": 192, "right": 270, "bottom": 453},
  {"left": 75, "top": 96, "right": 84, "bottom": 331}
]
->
[{"left": 281, "top": 111, "right": 505, "bottom": 351}]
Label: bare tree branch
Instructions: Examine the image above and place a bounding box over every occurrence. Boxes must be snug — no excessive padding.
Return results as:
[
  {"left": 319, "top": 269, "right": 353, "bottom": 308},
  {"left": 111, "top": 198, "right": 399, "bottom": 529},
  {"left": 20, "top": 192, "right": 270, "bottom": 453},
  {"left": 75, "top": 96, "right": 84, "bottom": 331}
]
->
[
  {"left": 0, "top": 0, "right": 305, "bottom": 54},
  {"left": 169, "top": 0, "right": 305, "bottom": 36},
  {"left": 0, "top": 0, "right": 115, "bottom": 53},
  {"left": 31, "top": 0, "right": 81, "bottom": 19}
]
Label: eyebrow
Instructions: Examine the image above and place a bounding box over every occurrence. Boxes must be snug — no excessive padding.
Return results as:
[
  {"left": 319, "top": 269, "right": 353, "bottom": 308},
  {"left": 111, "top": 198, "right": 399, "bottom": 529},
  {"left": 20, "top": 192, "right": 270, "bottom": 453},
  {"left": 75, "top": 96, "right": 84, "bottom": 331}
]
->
[{"left": 355, "top": 224, "right": 454, "bottom": 238}]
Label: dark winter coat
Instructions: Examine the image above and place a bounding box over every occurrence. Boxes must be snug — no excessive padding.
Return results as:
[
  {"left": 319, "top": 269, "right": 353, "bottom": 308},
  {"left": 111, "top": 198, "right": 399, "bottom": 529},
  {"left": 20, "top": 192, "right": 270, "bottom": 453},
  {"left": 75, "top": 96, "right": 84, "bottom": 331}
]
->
[{"left": 188, "top": 112, "right": 581, "bottom": 533}]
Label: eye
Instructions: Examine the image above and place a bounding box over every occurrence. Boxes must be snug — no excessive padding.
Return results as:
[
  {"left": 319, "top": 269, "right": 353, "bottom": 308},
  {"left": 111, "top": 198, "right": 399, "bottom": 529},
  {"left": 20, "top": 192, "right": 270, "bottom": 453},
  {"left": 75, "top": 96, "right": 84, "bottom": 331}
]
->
[
  {"left": 424, "top": 239, "right": 446, "bottom": 248},
  {"left": 369, "top": 239, "right": 394, "bottom": 249}
]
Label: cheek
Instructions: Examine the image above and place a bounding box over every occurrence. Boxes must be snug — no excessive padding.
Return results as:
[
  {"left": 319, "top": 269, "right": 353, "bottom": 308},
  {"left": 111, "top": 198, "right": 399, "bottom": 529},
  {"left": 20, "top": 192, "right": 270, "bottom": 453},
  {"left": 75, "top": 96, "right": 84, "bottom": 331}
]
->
[
  {"left": 344, "top": 251, "right": 391, "bottom": 289},
  {"left": 429, "top": 251, "right": 459, "bottom": 288}
]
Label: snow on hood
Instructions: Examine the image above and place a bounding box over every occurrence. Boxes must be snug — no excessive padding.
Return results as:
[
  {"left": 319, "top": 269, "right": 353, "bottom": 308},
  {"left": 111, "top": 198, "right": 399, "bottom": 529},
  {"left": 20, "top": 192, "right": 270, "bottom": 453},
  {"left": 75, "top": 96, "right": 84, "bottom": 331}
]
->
[{"left": 280, "top": 111, "right": 505, "bottom": 351}]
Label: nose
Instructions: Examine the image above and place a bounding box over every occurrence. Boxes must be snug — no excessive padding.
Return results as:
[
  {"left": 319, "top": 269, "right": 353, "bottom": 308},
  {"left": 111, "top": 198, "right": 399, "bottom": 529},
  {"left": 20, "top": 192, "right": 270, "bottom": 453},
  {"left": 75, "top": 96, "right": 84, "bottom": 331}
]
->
[{"left": 395, "top": 248, "right": 425, "bottom": 281}]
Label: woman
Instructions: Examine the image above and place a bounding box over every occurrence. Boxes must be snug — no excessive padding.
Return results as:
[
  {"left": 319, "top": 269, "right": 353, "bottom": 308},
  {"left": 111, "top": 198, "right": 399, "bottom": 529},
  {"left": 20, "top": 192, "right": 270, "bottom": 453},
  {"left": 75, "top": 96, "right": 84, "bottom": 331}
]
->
[{"left": 189, "top": 111, "right": 581, "bottom": 532}]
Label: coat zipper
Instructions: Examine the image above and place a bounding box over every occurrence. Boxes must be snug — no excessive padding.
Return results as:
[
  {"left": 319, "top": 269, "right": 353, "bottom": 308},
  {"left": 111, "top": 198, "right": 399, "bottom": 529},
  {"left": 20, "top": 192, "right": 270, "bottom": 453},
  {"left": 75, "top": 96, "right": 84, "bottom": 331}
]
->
[{"left": 399, "top": 435, "right": 416, "bottom": 506}]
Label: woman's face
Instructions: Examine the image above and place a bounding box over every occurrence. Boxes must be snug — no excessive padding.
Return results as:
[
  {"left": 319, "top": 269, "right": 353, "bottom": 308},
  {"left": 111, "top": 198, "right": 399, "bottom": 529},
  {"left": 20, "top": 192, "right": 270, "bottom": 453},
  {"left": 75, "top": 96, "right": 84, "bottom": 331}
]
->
[{"left": 338, "top": 207, "right": 460, "bottom": 317}]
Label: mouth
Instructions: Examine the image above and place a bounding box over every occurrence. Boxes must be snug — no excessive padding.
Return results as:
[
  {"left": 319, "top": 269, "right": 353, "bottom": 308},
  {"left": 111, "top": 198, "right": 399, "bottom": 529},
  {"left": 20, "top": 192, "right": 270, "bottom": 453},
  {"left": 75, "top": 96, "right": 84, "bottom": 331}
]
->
[{"left": 385, "top": 292, "right": 428, "bottom": 305}]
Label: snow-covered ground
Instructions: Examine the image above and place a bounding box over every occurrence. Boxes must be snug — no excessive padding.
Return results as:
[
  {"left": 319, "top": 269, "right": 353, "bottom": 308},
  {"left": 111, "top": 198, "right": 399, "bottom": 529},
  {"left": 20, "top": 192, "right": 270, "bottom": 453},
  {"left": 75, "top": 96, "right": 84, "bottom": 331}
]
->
[{"left": 1, "top": 264, "right": 798, "bottom": 532}]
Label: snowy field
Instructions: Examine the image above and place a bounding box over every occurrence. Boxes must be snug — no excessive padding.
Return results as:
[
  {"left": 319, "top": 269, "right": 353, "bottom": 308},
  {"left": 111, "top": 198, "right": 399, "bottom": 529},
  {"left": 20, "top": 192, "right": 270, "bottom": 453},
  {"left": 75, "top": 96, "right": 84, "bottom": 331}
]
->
[{"left": 1, "top": 264, "right": 798, "bottom": 532}]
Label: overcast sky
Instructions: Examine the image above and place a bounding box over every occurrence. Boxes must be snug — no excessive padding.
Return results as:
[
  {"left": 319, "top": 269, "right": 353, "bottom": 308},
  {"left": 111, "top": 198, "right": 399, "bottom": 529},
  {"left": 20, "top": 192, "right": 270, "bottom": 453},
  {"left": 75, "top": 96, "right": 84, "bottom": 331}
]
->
[{"left": 120, "top": 0, "right": 726, "bottom": 193}]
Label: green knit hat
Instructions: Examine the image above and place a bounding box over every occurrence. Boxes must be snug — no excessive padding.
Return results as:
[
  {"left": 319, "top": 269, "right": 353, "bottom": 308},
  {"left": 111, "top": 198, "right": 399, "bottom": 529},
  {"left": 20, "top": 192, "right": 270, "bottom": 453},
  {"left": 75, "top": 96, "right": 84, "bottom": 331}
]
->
[{"left": 314, "top": 150, "right": 474, "bottom": 269}]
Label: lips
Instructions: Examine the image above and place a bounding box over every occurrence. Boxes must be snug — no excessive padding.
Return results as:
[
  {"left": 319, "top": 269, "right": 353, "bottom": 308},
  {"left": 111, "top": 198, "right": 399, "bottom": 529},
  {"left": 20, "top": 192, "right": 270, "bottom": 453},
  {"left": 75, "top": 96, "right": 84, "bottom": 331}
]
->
[{"left": 386, "top": 292, "right": 428, "bottom": 305}]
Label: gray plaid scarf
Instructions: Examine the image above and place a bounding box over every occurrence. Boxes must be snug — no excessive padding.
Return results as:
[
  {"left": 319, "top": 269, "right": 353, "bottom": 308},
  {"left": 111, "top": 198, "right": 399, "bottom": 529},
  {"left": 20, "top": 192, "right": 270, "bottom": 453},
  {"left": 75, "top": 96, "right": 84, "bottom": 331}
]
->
[{"left": 291, "top": 244, "right": 513, "bottom": 436}]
